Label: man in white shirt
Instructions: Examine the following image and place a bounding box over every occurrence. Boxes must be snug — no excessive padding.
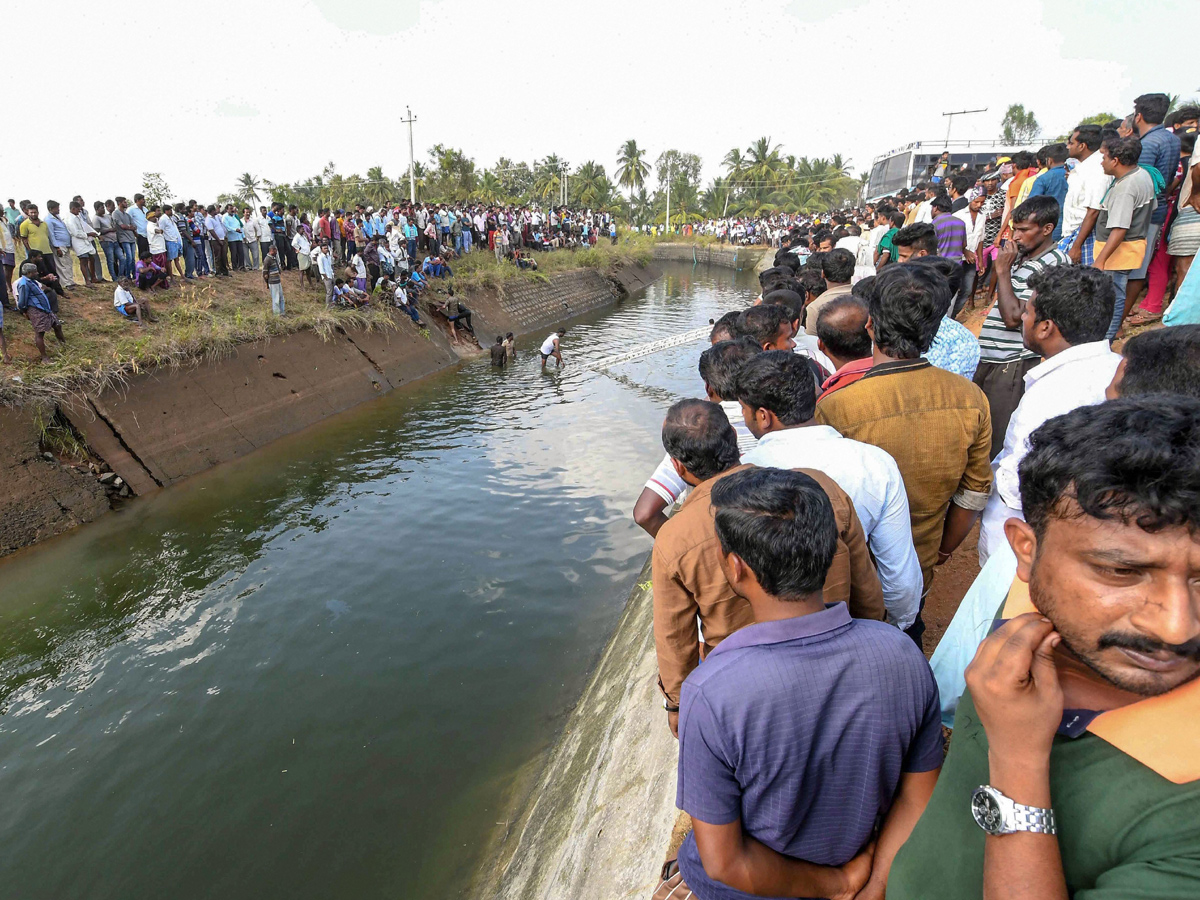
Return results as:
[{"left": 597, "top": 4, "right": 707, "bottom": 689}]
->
[
  {"left": 113, "top": 276, "right": 146, "bottom": 325},
  {"left": 314, "top": 240, "right": 336, "bottom": 306},
  {"left": 978, "top": 265, "right": 1121, "bottom": 563},
  {"left": 243, "top": 212, "right": 261, "bottom": 271},
  {"left": 735, "top": 349, "right": 922, "bottom": 632},
  {"left": 63, "top": 200, "right": 100, "bottom": 286},
  {"left": 634, "top": 338, "right": 761, "bottom": 537},
  {"left": 1060, "top": 124, "right": 1111, "bottom": 265},
  {"left": 953, "top": 191, "right": 986, "bottom": 314},
  {"left": 913, "top": 184, "right": 936, "bottom": 224}
]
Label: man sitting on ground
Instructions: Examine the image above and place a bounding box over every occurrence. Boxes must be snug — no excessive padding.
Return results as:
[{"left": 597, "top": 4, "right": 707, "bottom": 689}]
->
[
  {"left": 653, "top": 465, "right": 941, "bottom": 900},
  {"left": 114, "top": 276, "right": 148, "bottom": 326},
  {"left": 135, "top": 252, "right": 169, "bottom": 290}
]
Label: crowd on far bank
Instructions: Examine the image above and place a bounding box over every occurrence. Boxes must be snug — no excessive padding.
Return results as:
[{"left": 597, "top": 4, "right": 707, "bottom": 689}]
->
[
  {"left": 632, "top": 91, "right": 1200, "bottom": 900},
  {"left": 0, "top": 198, "right": 618, "bottom": 360}
]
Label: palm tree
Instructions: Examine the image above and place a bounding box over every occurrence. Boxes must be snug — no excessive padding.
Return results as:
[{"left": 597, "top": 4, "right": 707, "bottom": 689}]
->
[
  {"left": 236, "top": 172, "right": 262, "bottom": 206},
  {"left": 743, "top": 137, "right": 782, "bottom": 182},
  {"left": 364, "top": 166, "right": 391, "bottom": 207},
  {"left": 533, "top": 154, "right": 566, "bottom": 202},
  {"left": 615, "top": 139, "right": 650, "bottom": 200},
  {"left": 475, "top": 172, "right": 503, "bottom": 205}
]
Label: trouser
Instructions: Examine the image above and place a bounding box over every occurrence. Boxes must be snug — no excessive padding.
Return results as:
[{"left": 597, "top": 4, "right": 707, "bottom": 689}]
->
[
  {"left": 182, "top": 238, "right": 196, "bottom": 278},
  {"left": 284, "top": 240, "right": 298, "bottom": 270},
  {"left": 194, "top": 240, "right": 210, "bottom": 275},
  {"left": 973, "top": 356, "right": 1040, "bottom": 460},
  {"left": 367, "top": 262, "right": 380, "bottom": 286},
  {"left": 449, "top": 309, "right": 472, "bottom": 333},
  {"left": 211, "top": 238, "right": 229, "bottom": 275},
  {"left": 1106, "top": 271, "right": 1129, "bottom": 340},
  {"left": 954, "top": 262, "right": 976, "bottom": 316},
  {"left": 53, "top": 247, "right": 75, "bottom": 286},
  {"left": 273, "top": 234, "right": 290, "bottom": 269},
  {"left": 228, "top": 240, "right": 244, "bottom": 270},
  {"left": 399, "top": 300, "right": 420, "bottom": 323},
  {"left": 454, "top": 233, "right": 463, "bottom": 253},
  {"left": 1139, "top": 221, "right": 1173, "bottom": 314},
  {"left": 102, "top": 243, "right": 122, "bottom": 281},
  {"left": 323, "top": 276, "right": 335, "bottom": 306},
  {"left": 261, "top": 241, "right": 273, "bottom": 268},
  {"left": 115, "top": 243, "right": 136, "bottom": 278},
  {"left": 269, "top": 281, "right": 285, "bottom": 315},
  {"left": 245, "top": 239, "right": 261, "bottom": 270},
  {"left": 34, "top": 254, "right": 64, "bottom": 302},
  {"left": 136, "top": 234, "right": 150, "bottom": 257},
  {"left": 407, "top": 238, "right": 416, "bottom": 259}
]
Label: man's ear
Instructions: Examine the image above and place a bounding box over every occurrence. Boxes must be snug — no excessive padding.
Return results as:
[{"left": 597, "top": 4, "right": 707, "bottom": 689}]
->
[
  {"left": 865, "top": 315, "right": 875, "bottom": 343},
  {"left": 1005, "top": 518, "right": 1038, "bottom": 584},
  {"left": 670, "top": 457, "right": 688, "bottom": 481},
  {"left": 724, "top": 550, "right": 747, "bottom": 588}
]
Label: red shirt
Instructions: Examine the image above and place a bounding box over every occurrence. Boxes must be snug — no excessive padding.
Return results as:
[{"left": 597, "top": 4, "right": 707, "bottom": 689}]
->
[
  {"left": 318, "top": 216, "right": 332, "bottom": 240},
  {"left": 819, "top": 357, "right": 873, "bottom": 400}
]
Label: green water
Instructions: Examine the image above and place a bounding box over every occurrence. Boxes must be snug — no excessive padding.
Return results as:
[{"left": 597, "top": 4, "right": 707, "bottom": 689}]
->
[{"left": 0, "top": 262, "right": 755, "bottom": 898}]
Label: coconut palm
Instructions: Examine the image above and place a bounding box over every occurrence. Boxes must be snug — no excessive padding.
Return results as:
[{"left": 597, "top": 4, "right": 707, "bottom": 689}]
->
[
  {"left": 236, "top": 172, "right": 262, "bottom": 206},
  {"left": 533, "top": 155, "right": 567, "bottom": 202},
  {"left": 476, "top": 172, "right": 503, "bottom": 205},
  {"left": 364, "top": 166, "right": 391, "bottom": 207},
  {"left": 615, "top": 139, "right": 650, "bottom": 200}
]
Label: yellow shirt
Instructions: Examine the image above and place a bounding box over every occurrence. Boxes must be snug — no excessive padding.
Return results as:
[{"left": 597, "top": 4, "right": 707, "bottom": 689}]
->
[
  {"left": 1014, "top": 167, "right": 1048, "bottom": 209},
  {"left": 19, "top": 218, "right": 51, "bottom": 254}
]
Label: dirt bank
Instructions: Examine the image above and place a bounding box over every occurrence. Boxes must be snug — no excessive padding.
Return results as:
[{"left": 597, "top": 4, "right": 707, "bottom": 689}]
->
[{"left": 0, "top": 262, "right": 661, "bottom": 557}]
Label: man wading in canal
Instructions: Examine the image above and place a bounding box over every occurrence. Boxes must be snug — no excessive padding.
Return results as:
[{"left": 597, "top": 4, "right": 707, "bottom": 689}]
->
[{"left": 541, "top": 327, "right": 566, "bottom": 370}]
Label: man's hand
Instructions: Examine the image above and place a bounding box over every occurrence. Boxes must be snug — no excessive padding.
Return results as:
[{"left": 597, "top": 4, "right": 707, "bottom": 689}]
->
[
  {"left": 831, "top": 843, "right": 875, "bottom": 900},
  {"left": 996, "top": 240, "right": 1019, "bottom": 271},
  {"left": 667, "top": 709, "right": 679, "bottom": 738},
  {"left": 1066, "top": 242, "right": 1082, "bottom": 265},
  {"left": 965, "top": 613, "right": 1062, "bottom": 764},
  {"left": 54, "top": 248, "right": 63, "bottom": 257},
  {"left": 964, "top": 249, "right": 976, "bottom": 265}
]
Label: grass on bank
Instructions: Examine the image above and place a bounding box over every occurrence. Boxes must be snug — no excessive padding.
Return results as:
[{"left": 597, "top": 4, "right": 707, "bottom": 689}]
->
[{"left": 0, "top": 241, "right": 654, "bottom": 405}]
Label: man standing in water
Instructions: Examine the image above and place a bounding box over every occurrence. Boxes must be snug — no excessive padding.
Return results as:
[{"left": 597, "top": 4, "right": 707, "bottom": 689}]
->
[
  {"left": 490, "top": 335, "right": 507, "bottom": 368},
  {"left": 541, "top": 327, "right": 566, "bottom": 369}
]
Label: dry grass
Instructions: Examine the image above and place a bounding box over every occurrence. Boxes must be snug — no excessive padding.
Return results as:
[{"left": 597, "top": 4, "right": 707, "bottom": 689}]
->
[
  {"left": 449, "top": 237, "right": 654, "bottom": 292},
  {"left": 1, "top": 269, "right": 398, "bottom": 405}
]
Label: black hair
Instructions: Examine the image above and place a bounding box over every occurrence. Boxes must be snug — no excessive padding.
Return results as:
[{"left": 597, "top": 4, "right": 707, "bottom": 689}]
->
[
  {"left": 798, "top": 268, "right": 827, "bottom": 301},
  {"left": 759, "top": 266, "right": 790, "bottom": 289},
  {"left": 1071, "top": 124, "right": 1102, "bottom": 151},
  {"left": 1027, "top": 266, "right": 1113, "bottom": 345},
  {"left": 1043, "top": 142, "right": 1069, "bottom": 164},
  {"left": 868, "top": 263, "right": 946, "bottom": 358},
  {"left": 804, "top": 251, "right": 827, "bottom": 273},
  {"left": 762, "top": 289, "right": 806, "bottom": 324},
  {"left": 1133, "top": 92, "right": 1170, "bottom": 126},
  {"left": 1175, "top": 105, "right": 1200, "bottom": 123},
  {"left": 710, "top": 310, "right": 742, "bottom": 342},
  {"left": 1011, "top": 195, "right": 1061, "bottom": 229},
  {"left": 698, "top": 337, "right": 762, "bottom": 400},
  {"left": 775, "top": 251, "right": 801, "bottom": 272},
  {"left": 950, "top": 175, "right": 971, "bottom": 195},
  {"left": 1119, "top": 325, "right": 1200, "bottom": 400},
  {"left": 1019, "top": 397, "right": 1200, "bottom": 540},
  {"left": 734, "top": 349, "right": 817, "bottom": 425},
  {"left": 931, "top": 194, "right": 953, "bottom": 213},
  {"left": 905, "top": 255, "right": 962, "bottom": 309},
  {"left": 1102, "top": 135, "right": 1142, "bottom": 167},
  {"left": 892, "top": 223, "right": 938, "bottom": 255},
  {"left": 1012, "top": 151, "right": 1035, "bottom": 169},
  {"left": 738, "top": 304, "right": 791, "bottom": 347},
  {"left": 889, "top": 211, "right": 906, "bottom": 228},
  {"left": 710, "top": 467, "right": 839, "bottom": 599},
  {"left": 816, "top": 295, "right": 872, "bottom": 360},
  {"left": 1180, "top": 131, "right": 1197, "bottom": 157},
  {"left": 813, "top": 229, "right": 833, "bottom": 247},
  {"left": 821, "top": 248, "right": 855, "bottom": 284},
  {"left": 661, "top": 399, "right": 740, "bottom": 481},
  {"left": 850, "top": 275, "right": 874, "bottom": 302}
]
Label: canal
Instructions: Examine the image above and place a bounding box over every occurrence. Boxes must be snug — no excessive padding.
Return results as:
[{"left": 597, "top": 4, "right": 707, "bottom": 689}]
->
[{"left": 0, "top": 261, "right": 755, "bottom": 899}]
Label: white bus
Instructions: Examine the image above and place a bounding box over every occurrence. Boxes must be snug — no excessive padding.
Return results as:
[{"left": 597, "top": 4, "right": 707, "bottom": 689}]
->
[{"left": 866, "top": 140, "right": 1034, "bottom": 201}]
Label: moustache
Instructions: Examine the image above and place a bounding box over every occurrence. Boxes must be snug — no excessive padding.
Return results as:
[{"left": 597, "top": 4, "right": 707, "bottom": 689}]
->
[{"left": 1098, "top": 632, "right": 1200, "bottom": 661}]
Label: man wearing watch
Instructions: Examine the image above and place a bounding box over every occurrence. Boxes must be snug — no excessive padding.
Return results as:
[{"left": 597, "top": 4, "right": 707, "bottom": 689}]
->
[{"left": 877, "top": 397, "right": 1200, "bottom": 900}]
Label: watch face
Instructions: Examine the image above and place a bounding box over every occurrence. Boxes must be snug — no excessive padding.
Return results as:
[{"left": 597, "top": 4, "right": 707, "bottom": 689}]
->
[{"left": 972, "top": 789, "right": 1005, "bottom": 835}]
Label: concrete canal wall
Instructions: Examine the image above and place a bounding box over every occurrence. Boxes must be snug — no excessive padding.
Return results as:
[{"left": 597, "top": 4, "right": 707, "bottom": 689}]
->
[{"left": 0, "top": 262, "right": 660, "bottom": 557}]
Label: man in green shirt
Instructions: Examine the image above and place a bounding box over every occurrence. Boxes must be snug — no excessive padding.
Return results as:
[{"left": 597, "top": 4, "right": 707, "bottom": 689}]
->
[{"left": 870, "top": 397, "right": 1200, "bottom": 900}]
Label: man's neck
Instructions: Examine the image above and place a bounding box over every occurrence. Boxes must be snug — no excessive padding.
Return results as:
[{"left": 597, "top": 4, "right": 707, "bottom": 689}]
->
[
  {"left": 1137, "top": 120, "right": 1158, "bottom": 137},
  {"left": 1025, "top": 237, "right": 1055, "bottom": 260},
  {"left": 747, "top": 590, "right": 827, "bottom": 623},
  {"left": 872, "top": 346, "right": 912, "bottom": 366}
]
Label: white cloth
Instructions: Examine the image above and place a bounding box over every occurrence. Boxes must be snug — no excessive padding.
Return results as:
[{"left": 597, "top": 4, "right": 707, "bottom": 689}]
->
[
  {"left": 741, "top": 425, "right": 922, "bottom": 629},
  {"left": 147, "top": 219, "right": 166, "bottom": 254},
  {"left": 1061, "top": 150, "right": 1112, "bottom": 234},
  {"left": 914, "top": 200, "right": 933, "bottom": 224},
  {"left": 539, "top": 333, "right": 559, "bottom": 355},
  {"left": 243, "top": 216, "right": 259, "bottom": 243},
  {"left": 792, "top": 335, "right": 836, "bottom": 374},
  {"left": 64, "top": 212, "right": 97, "bottom": 256},
  {"left": 978, "top": 341, "right": 1121, "bottom": 564},
  {"left": 114, "top": 285, "right": 135, "bottom": 309},
  {"left": 954, "top": 208, "right": 985, "bottom": 253}
]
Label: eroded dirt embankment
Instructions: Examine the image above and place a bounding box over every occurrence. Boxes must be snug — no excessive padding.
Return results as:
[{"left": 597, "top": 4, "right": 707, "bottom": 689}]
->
[{"left": 0, "top": 263, "right": 660, "bottom": 557}]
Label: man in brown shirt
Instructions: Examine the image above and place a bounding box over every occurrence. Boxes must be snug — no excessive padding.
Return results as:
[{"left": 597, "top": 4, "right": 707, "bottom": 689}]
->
[
  {"left": 652, "top": 399, "right": 885, "bottom": 735},
  {"left": 816, "top": 263, "right": 991, "bottom": 645}
]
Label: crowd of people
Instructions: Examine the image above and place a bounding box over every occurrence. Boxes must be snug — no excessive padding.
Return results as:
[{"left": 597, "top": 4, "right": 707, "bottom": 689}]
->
[{"left": 637, "top": 92, "right": 1200, "bottom": 900}]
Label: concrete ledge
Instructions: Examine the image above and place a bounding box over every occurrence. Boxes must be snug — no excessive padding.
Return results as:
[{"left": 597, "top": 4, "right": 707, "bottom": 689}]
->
[
  {"left": 652, "top": 242, "right": 764, "bottom": 270},
  {"left": 478, "top": 555, "right": 679, "bottom": 899}
]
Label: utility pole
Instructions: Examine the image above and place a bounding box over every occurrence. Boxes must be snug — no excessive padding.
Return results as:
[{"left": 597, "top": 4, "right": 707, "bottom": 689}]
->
[
  {"left": 402, "top": 107, "right": 417, "bottom": 202},
  {"left": 665, "top": 159, "right": 672, "bottom": 234},
  {"left": 942, "top": 107, "right": 987, "bottom": 147}
]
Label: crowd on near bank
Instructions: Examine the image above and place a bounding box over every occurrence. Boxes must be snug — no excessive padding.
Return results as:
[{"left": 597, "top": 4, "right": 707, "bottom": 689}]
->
[
  {"left": 637, "top": 91, "right": 1200, "bottom": 900},
  {"left": 1, "top": 195, "right": 617, "bottom": 358}
]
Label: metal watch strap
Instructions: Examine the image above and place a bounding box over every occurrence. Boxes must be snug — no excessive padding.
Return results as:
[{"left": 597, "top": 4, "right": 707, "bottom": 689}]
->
[{"left": 1009, "top": 799, "right": 1057, "bottom": 835}]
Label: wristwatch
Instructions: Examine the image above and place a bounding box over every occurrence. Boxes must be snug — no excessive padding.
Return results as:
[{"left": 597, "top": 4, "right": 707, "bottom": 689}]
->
[{"left": 971, "top": 785, "right": 1057, "bottom": 836}]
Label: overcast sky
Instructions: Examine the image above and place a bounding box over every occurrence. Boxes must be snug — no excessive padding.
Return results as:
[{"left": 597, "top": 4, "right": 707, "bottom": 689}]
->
[{"left": 4, "top": 0, "right": 1195, "bottom": 205}]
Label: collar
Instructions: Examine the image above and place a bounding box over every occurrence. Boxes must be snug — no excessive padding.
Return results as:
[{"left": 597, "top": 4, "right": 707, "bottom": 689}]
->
[
  {"left": 860, "top": 358, "right": 931, "bottom": 381},
  {"left": 708, "top": 602, "right": 852, "bottom": 660},
  {"left": 999, "top": 579, "right": 1200, "bottom": 783},
  {"left": 1024, "top": 340, "right": 1118, "bottom": 386},
  {"left": 756, "top": 425, "right": 842, "bottom": 450},
  {"left": 827, "top": 357, "right": 875, "bottom": 385},
  {"left": 1140, "top": 124, "right": 1165, "bottom": 138}
]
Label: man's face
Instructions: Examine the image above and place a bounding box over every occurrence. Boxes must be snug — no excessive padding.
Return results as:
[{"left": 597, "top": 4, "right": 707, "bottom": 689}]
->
[
  {"left": 1067, "top": 131, "right": 1085, "bottom": 159},
  {"left": 1013, "top": 218, "right": 1051, "bottom": 253},
  {"left": 739, "top": 400, "right": 770, "bottom": 440},
  {"left": 766, "top": 321, "right": 796, "bottom": 352},
  {"left": 969, "top": 195, "right": 984, "bottom": 213},
  {"left": 27, "top": 206, "right": 39, "bottom": 222},
  {"left": 984, "top": 179, "right": 999, "bottom": 194},
  {"left": 1020, "top": 292, "right": 1044, "bottom": 352},
  {"left": 818, "top": 239, "right": 834, "bottom": 253},
  {"left": 106, "top": 201, "right": 115, "bottom": 212},
  {"left": 1019, "top": 511, "right": 1200, "bottom": 697},
  {"left": 895, "top": 243, "right": 922, "bottom": 263},
  {"left": 1100, "top": 146, "right": 1119, "bottom": 177}
]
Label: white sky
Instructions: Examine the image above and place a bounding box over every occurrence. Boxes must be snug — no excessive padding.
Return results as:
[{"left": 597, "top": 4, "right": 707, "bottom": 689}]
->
[{"left": 3, "top": 0, "right": 1195, "bottom": 204}]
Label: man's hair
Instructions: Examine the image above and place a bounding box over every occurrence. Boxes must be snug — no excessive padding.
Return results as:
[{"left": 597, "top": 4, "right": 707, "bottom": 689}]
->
[
  {"left": 892, "top": 223, "right": 938, "bottom": 255},
  {"left": 1027, "top": 266, "right": 1114, "bottom": 345},
  {"left": 798, "top": 268, "right": 827, "bottom": 301},
  {"left": 762, "top": 288, "right": 805, "bottom": 324},
  {"left": 1011, "top": 195, "right": 1061, "bottom": 229},
  {"left": 737, "top": 304, "right": 790, "bottom": 346},
  {"left": 950, "top": 175, "right": 971, "bottom": 195},
  {"left": 905, "top": 255, "right": 961, "bottom": 308},
  {"left": 775, "top": 251, "right": 801, "bottom": 272},
  {"left": 816, "top": 295, "right": 872, "bottom": 360},
  {"left": 889, "top": 211, "right": 906, "bottom": 228},
  {"left": 710, "top": 467, "right": 838, "bottom": 599},
  {"left": 710, "top": 310, "right": 742, "bottom": 342},
  {"left": 813, "top": 229, "right": 833, "bottom": 246},
  {"left": 868, "top": 263, "right": 947, "bottom": 358},
  {"left": 734, "top": 349, "right": 817, "bottom": 425},
  {"left": 931, "top": 194, "right": 952, "bottom": 213},
  {"left": 699, "top": 337, "right": 762, "bottom": 400},
  {"left": 821, "top": 248, "right": 855, "bottom": 283},
  {"left": 759, "top": 266, "right": 792, "bottom": 290},
  {"left": 851, "top": 275, "right": 874, "bottom": 301},
  {"left": 1119, "top": 325, "right": 1200, "bottom": 400},
  {"left": 661, "top": 398, "right": 740, "bottom": 481},
  {"left": 1043, "top": 142, "right": 1069, "bottom": 164},
  {"left": 1071, "top": 124, "right": 1102, "bottom": 151},
  {"left": 1175, "top": 104, "right": 1200, "bottom": 123},
  {"left": 1102, "top": 135, "right": 1142, "bottom": 167},
  {"left": 1134, "top": 92, "right": 1170, "bottom": 125},
  {"left": 1012, "top": 150, "right": 1035, "bottom": 169},
  {"left": 134, "top": 193, "right": 144, "bottom": 201},
  {"left": 1019, "top": 397, "right": 1200, "bottom": 539}
]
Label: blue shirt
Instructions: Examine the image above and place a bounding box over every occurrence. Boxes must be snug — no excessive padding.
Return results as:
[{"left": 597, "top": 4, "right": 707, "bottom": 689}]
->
[
  {"left": 676, "top": 604, "right": 943, "bottom": 900},
  {"left": 1027, "top": 165, "right": 1070, "bottom": 240},
  {"left": 926, "top": 316, "right": 980, "bottom": 380},
  {"left": 223, "top": 214, "right": 243, "bottom": 240},
  {"left": 16, "top": 275, "right": 53, "bottom": 314},
  {"left": 128, "top": 205, "right": 148, "bottom": 237},
  {"left": 1138, "top": 124, "right": 1181, "bottom": 224},
  {"left": 45, "top": 213, "right": 71, "bottom": 248},
  {"left": 268, "top": 211, "right": 286, "bottom": 237}
]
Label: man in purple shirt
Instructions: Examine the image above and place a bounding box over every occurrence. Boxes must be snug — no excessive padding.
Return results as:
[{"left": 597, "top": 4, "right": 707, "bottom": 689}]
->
[
  {"left": 931, "top": 195, "right": 967, "bottom": 262},
  {"left": 656, "top": 466, "right": 944, "bottom": 900}
]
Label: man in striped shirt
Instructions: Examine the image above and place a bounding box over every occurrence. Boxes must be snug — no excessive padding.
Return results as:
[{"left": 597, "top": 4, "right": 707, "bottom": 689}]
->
[
  {"left": 931, "top": 195, "right": 966, "bottom": 262},
  {"left": 972, "top": 196, "right": 1066, "bottom": 457}
]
